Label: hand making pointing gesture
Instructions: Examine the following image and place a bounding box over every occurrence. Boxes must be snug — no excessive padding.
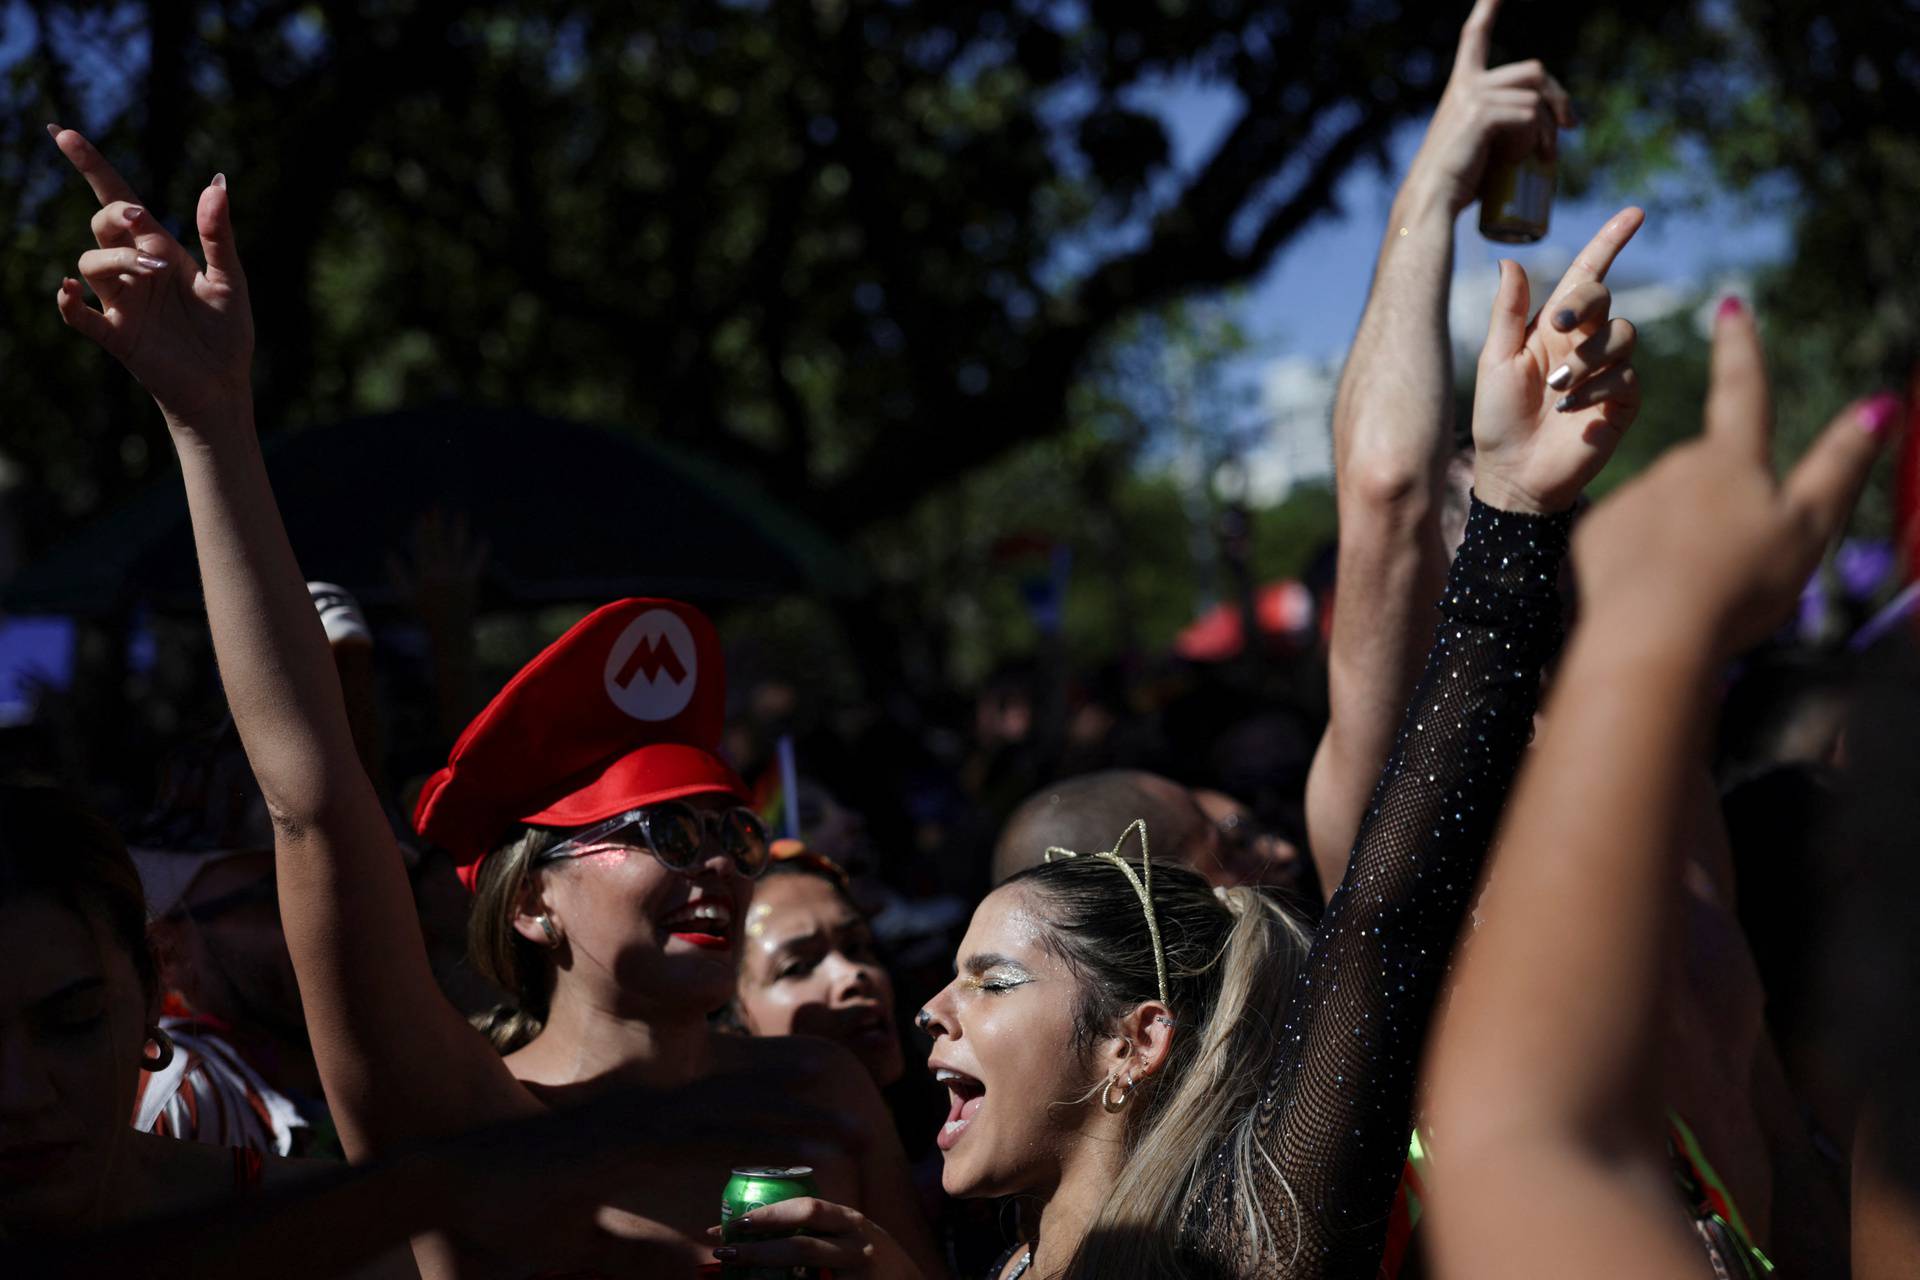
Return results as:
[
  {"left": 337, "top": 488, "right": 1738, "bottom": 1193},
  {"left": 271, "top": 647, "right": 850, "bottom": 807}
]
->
[
  {"left": 48, "top": 125, "right": 253, "bottom": 425},
  {"left": 1574, "top": 300, "right": 1900, "bottom": 659},
  {"left": 1406, "top": 0, "right": 1574, "bottom": 218},
  {"left": 1471, "top": 206, "right": 1646, "bottom": 514}
]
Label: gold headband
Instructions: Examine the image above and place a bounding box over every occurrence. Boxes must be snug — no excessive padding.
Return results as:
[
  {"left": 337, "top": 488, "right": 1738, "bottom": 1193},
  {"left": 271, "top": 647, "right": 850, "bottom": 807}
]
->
[{"left": 1043, "top": 819, "right": 1169, "bottom": 1008}]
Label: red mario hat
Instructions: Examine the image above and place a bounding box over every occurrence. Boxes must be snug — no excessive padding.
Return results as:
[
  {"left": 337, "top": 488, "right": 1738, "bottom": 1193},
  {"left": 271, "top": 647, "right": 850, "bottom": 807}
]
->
[{"left": 413, "top": 599, "right": 746, "bottom": 890}]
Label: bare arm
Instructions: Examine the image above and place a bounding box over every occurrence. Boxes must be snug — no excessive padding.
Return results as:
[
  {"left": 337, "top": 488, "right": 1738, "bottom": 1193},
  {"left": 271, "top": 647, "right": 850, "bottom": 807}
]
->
[
  {"left": 1307, "top": 0, "right": 1575, "bottom": 893},
  {"left": 24, "top": 1082, "right": 832, "bottom": 1280},
  {"left": 1855, "top": 1106, "right": 1920, "bottom": 1280},
  {"left": 1425, "top": 304, "right": 1893, "bottom": 1277},
  {"left": 48, "top": 129, "right": 530, "bottom": 1157}
]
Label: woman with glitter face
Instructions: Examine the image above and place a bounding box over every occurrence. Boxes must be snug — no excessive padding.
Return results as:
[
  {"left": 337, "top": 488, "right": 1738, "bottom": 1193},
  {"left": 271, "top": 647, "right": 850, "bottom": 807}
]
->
[{"left": 710, "top": 201, "right": 1649, "bottom": 1276}]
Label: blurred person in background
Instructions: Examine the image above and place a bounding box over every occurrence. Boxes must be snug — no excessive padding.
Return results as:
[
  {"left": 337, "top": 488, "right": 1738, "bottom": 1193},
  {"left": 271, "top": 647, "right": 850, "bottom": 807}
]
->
[
  {"left": 1191, "top": 788, "right": 1309, "bottom": 898},
  {"left": 127, "top": 726, "right": 330, "bottom": 1159},
  {"left": 126, "top": 581, "right": 487, "bottom": 1160},
  {"left": 0, "top": 783, "right": 292, "bottom": 1234},
  {"left": 995, "top": 769, "right": 1312, "bottom": 900}
]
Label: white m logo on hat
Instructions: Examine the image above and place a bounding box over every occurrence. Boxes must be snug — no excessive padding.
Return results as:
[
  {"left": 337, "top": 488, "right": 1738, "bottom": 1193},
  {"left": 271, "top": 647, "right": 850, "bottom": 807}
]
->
[{"left": 604, "top": 610, "right": 698, "bottom": 721}]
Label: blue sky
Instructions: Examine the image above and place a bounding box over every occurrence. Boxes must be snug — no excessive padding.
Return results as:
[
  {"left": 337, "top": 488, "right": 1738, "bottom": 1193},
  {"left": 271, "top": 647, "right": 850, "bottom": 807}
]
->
[{"left": 1141, "top": 78, "right": 1792, "bottom": 365}]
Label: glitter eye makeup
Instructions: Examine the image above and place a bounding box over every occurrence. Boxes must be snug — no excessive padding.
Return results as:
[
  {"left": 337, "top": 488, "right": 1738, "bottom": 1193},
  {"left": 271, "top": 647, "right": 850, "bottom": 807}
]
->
[{"left": 961, "top": 965, "right": 1033, "bottom": 995}]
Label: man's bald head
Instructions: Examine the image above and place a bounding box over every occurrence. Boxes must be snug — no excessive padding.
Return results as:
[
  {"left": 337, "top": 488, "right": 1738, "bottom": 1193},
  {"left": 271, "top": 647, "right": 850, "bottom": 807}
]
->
[{"left": 992, "top": 770, "right": 1217, "bottom": 885}]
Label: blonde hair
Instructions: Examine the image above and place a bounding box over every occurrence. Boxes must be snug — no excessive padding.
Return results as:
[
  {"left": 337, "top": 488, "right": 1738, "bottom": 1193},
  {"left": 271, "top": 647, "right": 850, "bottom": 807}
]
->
[
  {"left": 467, "top": 825, "right": 566, "bottom": 1052},
  {"left": 1001, "top": 859, "right": 1312, "bottom": 1278}
]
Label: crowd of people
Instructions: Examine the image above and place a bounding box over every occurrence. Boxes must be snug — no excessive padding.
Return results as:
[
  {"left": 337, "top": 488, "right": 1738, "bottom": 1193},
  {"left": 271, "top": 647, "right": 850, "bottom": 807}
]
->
[{"left": 6, "top": 1, "right": 1916, "bottom": 1276}]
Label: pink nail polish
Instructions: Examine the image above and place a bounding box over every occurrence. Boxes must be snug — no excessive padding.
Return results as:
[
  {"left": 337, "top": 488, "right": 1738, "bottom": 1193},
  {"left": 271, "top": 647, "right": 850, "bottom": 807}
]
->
[
  {"left": 137, "top": 256, "right": 168, "bottom": 271},
  {"left": 124, "top": 206, "right": 144, "bottom": 223},
  {"left": 45, "top": 123, "right": 61, "bottom": 139},
  {"left": 1547, "top": 364, "right": 1573, "bottom": 390},
  {"left": 1857, "top": 393, "right": 1901, "bottom": 439},
  {"left": 1716, "top": 296, "right": 1744, "bottom": 320},
  {"left": 212, "top": 172, "right": 227, "bottom": 190}
]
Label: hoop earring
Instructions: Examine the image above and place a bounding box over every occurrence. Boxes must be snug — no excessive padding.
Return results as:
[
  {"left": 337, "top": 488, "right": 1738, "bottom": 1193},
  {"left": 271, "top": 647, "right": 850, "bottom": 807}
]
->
[
  {"left": 1101, "top": 1069, "right": 1135, "bottom": 1114},
  {"left": 140, "top": 1026, "right": 176, "bottom": 1073},
  {"left": 537, "top": 914, "right": 560, "bottom": 948}
]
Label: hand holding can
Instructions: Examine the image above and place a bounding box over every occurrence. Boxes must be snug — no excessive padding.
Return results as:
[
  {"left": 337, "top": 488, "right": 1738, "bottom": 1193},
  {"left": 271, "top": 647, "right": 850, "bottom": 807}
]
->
[
  {"left": 719, "top": 1167, "right": 823, "bottom": 1280},
  {"left": 711, "top": 1166, "right": 927, "bottom": 1279}
]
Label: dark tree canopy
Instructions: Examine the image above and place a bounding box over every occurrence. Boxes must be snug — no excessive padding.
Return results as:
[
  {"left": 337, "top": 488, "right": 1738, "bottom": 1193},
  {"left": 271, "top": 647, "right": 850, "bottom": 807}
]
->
[
  {"left": 1569, "top": 1, "right": 1920, "bottom": 387},
  {"left": 3, "top": 0, "right": 1624, "bottom": 558}
]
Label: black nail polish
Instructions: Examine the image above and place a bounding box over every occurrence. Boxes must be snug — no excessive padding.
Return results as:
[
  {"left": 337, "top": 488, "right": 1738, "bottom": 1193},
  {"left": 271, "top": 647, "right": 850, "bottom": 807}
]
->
[
  {"left": 1553, "top": 308, "right": 1576, "bottom": 330},
  {"left": 713, "top": 1247, "right": 737, "bottom": 1261}
]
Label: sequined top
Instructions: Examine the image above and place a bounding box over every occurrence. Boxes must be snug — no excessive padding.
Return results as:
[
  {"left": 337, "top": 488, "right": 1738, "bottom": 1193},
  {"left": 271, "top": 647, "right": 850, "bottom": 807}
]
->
[{"left": 1183, "top": 495, "right": 1572, "bottom": 1278}]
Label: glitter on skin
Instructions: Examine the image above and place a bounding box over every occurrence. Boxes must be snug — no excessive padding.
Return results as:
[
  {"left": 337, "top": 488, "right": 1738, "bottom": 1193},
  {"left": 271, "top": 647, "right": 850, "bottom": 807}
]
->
[
  {"left": 1174, "top": 496, "right": 1573, "bottom": 1274},
  {"left": 560, "top": 844, "right": 635, "bottom": 868}
]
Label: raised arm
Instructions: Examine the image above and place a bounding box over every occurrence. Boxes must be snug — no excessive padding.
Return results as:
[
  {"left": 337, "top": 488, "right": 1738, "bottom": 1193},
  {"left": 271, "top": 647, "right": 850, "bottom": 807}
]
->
[
  {"left": 47, "top": 128, "right": 529, "bottom": 1156},
  {"left": 1305, "top": 0, "right": 1576, "bottom": 895},
  {"left": 1190, "top": 211, "right": 1645, "bottom": 1276},
  {"left": 1424, "top": 304, "right": 1895, "bottom": 1278}
]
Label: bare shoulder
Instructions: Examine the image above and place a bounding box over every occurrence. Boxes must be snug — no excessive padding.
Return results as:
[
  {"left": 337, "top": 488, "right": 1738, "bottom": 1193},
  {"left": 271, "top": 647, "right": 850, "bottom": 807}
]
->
[{"left": 714, "top": 1032, "right": 886, "bottom": 1113}]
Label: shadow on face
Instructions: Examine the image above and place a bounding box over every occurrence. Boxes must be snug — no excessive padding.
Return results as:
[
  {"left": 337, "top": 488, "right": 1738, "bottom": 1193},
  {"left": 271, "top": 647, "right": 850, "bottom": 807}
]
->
[
  {"left": 0, "top": 894, "right": 150, "bottom": 1233},
  {"left": 736, "top": 873, "right": 903, "bottom": 1086},
  {"left": 154, "top": 851, "right": 305, "bottom": 1041},
  {"left": 533, "top": 794, "right": 757, "bottom": 1020}
]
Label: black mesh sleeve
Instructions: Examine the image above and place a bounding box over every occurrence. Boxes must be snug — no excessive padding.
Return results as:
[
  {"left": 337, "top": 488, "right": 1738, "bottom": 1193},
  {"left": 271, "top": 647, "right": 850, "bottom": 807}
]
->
[{"left": 1187, "top": 494, "right": 1573, "bottom": 1278}]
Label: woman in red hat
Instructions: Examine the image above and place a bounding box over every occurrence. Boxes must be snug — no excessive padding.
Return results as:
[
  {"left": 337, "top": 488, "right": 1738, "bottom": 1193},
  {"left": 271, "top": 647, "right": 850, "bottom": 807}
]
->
[{"left": 47, "top": 128, "right": 941, "bottom": 1279}]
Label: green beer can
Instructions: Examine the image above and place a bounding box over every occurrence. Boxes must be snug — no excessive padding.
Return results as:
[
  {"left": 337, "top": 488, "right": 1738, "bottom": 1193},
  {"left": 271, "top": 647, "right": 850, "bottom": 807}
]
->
[{"left": 719, "top": 1165, "right": 821, "bottom": 1280}]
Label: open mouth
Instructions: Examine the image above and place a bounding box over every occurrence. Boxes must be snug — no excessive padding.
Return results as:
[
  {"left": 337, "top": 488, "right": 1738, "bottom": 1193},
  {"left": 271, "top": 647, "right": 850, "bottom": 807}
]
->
[
  {"left": 660, "top": 899, "right": 734, "bottom": 951},
  {"left": 934, "top": 1067, "right": 986, "bottom": 1151}
]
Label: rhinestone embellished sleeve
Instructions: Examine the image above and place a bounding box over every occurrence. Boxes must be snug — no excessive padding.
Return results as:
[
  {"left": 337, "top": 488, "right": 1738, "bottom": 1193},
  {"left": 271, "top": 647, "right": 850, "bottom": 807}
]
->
[{"left": 1186, "top": 495, "right": 1572, "bottom": 1278}]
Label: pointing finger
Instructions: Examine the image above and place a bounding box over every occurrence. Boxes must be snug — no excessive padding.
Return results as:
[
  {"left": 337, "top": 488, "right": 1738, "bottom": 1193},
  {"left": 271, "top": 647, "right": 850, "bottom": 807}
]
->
[
  {"left": 1454, "top": 0, "right": 1504, "bottom": 74},
  {"left": 49, "top": 125, "right": 143, "bottom": 208},
  {"left": 1703, "top": 298, "right": 1772, "bottom": 466},
  {"left": 1781, "top": 394, "right": 1900, "bottom": 557},
  {"left": 1556, "top": 206, "right": 1646, "bottom": 291}
]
